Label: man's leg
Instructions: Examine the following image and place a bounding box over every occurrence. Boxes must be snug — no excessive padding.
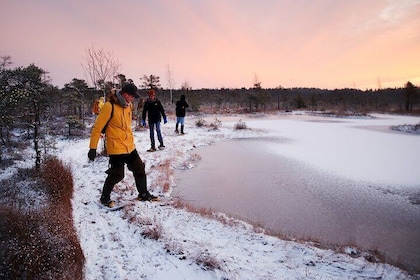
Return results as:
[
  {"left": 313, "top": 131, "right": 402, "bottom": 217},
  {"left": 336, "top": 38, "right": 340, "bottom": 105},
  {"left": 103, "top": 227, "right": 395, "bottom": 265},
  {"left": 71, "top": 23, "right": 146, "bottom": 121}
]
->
[
  {"left": 101, "top": 155, "right": 125, "bottom": 204},
  {"left": 156, "top": 121, "right": 164, "bottom": 146},
  {"left": 149, "top": 122, "right": 156, "bottom": 148},
  {"left": 127, "top": 150, "right": 158, "bottom": 201},
  {"left": 126, "top": 150, "right": 147, "bottom": 195},
  {"left": 180, "top": 117, "right": 185, "bottom": 134}
]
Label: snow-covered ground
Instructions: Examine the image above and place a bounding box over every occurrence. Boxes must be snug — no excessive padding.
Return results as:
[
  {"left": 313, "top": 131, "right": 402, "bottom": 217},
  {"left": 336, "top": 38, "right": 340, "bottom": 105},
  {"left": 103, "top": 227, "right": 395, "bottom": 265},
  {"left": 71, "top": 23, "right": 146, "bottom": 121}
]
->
[{"left": 53, "top": 112, "right": 419, "bottom": 279}]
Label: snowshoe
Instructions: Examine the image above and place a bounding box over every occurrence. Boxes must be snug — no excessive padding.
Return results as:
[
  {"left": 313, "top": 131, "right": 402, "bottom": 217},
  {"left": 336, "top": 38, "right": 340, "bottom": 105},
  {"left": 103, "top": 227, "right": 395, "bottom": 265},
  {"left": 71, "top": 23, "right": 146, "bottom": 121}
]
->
[{"left": 137, "top": 192, "right": 160, "bottom": 202}]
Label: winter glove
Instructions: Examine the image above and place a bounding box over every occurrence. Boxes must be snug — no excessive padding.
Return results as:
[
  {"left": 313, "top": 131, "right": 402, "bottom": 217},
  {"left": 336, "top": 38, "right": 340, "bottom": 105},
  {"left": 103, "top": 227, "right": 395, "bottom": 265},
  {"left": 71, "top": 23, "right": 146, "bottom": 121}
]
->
[
  {"left": 88, "top": 149, "right": 96, "bottom": 161},
  {"left": 141, "top": 119, "right": 146, "bottom": 127},
  {"left": 163, "top": 117, "right": 167, "bottom": 124}
]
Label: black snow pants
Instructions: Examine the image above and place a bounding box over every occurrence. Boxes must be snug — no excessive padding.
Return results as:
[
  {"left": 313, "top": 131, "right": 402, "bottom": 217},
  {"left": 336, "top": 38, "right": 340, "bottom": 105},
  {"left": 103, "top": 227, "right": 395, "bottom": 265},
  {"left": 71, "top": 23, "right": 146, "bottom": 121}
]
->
[{"left": 101, "top": 149, "right": 147, "bottom": 202}]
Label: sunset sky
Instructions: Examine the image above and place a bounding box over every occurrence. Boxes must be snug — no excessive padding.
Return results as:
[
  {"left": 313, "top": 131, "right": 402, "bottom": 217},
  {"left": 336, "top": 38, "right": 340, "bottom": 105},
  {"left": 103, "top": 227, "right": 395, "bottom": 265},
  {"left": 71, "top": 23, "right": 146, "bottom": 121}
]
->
[{"left": 1, "top": 0, "right": 419, "bottom": 90}]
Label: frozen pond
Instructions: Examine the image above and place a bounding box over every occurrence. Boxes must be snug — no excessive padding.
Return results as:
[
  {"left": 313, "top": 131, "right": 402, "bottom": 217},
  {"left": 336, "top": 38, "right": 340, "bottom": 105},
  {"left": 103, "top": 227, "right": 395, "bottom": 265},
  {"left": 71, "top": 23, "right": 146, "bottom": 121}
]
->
[{"left": 174, "top": 114, "right": 420, "bottom": 273}]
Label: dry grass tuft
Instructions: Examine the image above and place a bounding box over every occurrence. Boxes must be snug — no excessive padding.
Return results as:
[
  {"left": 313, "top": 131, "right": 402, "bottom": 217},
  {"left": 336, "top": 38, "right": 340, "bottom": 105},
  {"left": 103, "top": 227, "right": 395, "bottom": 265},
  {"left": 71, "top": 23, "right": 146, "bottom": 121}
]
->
[{"left": 173, "top": 199, "right": 213, "bottom": 218}]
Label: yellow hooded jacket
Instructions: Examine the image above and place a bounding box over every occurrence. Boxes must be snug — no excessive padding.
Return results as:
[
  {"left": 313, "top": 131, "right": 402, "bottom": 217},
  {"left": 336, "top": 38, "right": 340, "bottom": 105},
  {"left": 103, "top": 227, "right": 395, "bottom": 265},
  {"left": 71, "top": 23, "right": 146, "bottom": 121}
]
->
[{"left": 89, "top": 101, "right": 136, "bottom": 155}]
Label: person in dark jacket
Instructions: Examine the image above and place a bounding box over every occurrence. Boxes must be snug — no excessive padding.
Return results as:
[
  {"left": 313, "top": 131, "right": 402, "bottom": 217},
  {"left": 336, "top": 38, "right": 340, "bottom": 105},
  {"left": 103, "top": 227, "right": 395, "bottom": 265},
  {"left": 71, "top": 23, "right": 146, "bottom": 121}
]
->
[
  {"left": 175, "top": 95, "right": 189, "bottom": 134},
  {"left": 142, "top": 89, "right": 167, "bottom": 152}
]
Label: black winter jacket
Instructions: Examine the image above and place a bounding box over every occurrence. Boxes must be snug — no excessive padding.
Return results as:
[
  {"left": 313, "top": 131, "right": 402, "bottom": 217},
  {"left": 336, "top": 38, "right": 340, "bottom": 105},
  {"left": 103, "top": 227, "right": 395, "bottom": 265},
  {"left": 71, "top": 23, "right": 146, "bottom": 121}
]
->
[
  {"left": 142, "top": 98, "right": 166, "bottom": 123},
  {"left": 176, "top": 97, "right": 189, "bottom": 117}
]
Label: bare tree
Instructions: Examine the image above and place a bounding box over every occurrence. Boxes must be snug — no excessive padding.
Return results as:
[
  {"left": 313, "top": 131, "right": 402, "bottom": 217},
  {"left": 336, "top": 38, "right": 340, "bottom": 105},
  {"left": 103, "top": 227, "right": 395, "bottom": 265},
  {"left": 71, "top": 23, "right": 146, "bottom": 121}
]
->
[
  {"left": 166, "top": 64, "right": 175, "bottom": 103},
  {"left": 82, "top": 45, "right": 121, "bottom": 95}
]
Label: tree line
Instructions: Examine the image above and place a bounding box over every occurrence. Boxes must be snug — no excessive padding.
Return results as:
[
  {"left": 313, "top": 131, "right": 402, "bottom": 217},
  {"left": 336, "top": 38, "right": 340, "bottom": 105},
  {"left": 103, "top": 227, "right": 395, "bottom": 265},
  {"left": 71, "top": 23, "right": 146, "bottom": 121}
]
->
[{"left": 0, "top": 54, "right": 418, "bottom": 169}]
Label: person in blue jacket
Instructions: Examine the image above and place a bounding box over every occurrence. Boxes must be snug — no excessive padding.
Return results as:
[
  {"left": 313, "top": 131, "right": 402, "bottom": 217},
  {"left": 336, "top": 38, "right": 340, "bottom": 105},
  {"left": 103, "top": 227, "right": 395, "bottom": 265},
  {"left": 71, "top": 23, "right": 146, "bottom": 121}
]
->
[{"left": 141, "top": 89, "right": 167, "bottom": 152}]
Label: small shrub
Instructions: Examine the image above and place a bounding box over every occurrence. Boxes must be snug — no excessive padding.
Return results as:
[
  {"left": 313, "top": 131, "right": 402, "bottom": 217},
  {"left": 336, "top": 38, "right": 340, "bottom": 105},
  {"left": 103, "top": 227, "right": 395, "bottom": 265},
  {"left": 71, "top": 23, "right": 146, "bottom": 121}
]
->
[
  {"left": 195, "top": 117, "right": 206, "bottom": 127},
  {"left": 234, "top": 119, "right": 247, "bottom": 130},
  {"left": 209, "top": 117, "right": 222, "bottom": 130}
]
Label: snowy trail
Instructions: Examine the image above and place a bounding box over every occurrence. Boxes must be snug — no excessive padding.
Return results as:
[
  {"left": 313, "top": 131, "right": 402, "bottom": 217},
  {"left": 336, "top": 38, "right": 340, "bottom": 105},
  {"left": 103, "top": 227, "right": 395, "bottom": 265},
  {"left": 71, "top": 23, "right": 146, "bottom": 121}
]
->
[
  {"left": 59, "top": 139, "right": 206, "bottom": 279},
  {"left": 55, "top": 118, "right": 413, "bottom": 280}
]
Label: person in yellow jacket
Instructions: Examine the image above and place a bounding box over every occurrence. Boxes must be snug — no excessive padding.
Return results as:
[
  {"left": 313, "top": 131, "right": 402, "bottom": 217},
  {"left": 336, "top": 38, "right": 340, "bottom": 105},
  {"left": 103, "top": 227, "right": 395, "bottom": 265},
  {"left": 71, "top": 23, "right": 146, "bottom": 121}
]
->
[
  {"left": 88, "top": 83, "right": 158, "bottom": 207},
  {"left": 92, "top": 96, "right": 105, "bottom": 115}
]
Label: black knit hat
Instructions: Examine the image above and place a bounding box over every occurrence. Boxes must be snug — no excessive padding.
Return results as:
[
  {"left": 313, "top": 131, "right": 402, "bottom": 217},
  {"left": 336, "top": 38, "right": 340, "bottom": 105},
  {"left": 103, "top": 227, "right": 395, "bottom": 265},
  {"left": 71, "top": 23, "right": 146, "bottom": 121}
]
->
[{"left": 121, "top": 83, "right": 140, "bottom": 98}]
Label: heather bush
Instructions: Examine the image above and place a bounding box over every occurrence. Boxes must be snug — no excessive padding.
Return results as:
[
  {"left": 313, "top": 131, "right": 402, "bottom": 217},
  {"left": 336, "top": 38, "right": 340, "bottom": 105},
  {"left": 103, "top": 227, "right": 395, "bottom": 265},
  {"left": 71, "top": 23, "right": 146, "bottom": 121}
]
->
[
  {"left": 0, "top": 157, "right": 85, "bottom": 279},
  {"left": 40, "top": 156, "right": 74, "bottom": 204}
]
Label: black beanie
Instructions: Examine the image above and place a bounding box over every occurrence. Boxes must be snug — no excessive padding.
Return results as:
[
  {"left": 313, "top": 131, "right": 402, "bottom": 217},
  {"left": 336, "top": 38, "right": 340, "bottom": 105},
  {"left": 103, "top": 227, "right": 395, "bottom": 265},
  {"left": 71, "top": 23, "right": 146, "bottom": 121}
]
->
[{"left": 121, "top": 84, "right": 140, "bottom": 98}]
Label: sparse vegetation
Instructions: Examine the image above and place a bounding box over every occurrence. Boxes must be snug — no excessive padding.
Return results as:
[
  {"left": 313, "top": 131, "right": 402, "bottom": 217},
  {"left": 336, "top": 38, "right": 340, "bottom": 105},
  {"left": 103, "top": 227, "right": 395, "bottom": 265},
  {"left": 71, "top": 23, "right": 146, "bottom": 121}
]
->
[{"left": 195, "top": 117, "right": 222, "bottom": 130}]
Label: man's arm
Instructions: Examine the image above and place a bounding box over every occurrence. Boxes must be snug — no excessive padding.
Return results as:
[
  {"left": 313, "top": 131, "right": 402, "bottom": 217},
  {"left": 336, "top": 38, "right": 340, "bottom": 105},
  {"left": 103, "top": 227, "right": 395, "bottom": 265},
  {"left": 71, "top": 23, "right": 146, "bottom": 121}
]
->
[
  {"left": 141, "top": 101, "right": 148, "bottom": 121},
  {"left": 89, "top": 102, "right": 112, "bottom": 149}
]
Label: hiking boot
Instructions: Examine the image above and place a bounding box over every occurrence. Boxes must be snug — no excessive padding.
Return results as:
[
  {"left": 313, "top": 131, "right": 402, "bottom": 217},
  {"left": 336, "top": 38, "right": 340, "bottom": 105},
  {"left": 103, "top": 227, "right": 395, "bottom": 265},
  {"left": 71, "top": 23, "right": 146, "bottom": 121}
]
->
[
  {"left": 101, "top": 199, "right": 115, "bottom": 208},
  {"left": 138, "top": 192, "right": 160, "bottom": 202},
  {"left": 147, "top": 147, "right": 156, "bottom": 152},
  {"left": 158, "top": 144, "right": 165, "bottom": 150}
]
